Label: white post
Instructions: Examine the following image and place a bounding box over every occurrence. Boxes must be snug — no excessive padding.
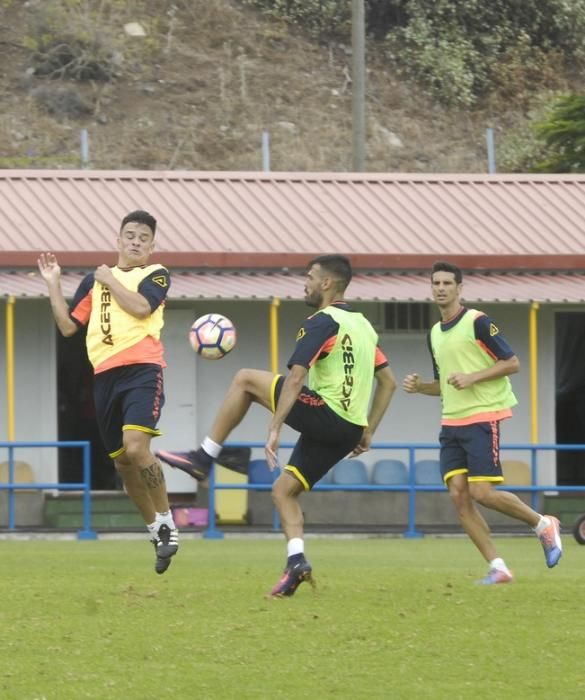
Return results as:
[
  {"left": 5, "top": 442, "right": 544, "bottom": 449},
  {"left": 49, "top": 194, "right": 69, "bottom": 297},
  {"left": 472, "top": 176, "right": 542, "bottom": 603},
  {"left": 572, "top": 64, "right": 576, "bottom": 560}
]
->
[
  {"left": 262, "top": 130, "right": 270, "bottom": 172},
  {"left": 80, "top": 129, "right": 90, "bottom": 169},
  {"left": 352, "top": 0, "right": 366, "bottom": 171}
]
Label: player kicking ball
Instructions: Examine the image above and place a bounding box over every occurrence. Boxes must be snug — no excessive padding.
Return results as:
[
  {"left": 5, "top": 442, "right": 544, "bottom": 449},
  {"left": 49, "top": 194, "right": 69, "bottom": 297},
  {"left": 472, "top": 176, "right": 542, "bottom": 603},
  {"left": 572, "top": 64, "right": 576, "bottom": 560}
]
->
[{"left": 157, "top": 255, "right": 396, "bottom": 596}]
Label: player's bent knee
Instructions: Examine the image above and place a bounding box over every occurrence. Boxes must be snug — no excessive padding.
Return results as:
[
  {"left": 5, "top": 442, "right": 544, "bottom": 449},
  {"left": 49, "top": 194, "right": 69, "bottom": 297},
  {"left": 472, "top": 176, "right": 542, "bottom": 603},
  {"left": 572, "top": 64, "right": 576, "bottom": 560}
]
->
[
  {"left": 272, "top": 472, "right": 303, "bottom": 504},
  {"left": 469, "top": 484, "right": 495, "bottom": 506}
]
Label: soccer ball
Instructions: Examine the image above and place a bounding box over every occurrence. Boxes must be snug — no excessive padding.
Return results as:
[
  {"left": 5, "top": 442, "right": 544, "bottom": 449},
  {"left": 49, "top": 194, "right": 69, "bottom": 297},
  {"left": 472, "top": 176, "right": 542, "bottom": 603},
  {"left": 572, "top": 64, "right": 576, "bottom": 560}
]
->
[{"left": 189, "top": 313, "right": 236, "bottom": 360}]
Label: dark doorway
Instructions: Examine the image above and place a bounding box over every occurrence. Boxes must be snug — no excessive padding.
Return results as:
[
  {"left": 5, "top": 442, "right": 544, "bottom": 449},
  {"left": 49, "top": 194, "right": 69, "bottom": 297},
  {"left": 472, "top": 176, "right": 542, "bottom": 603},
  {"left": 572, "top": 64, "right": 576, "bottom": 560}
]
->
[
  {"left": 57, "top": 329, "right": 117, "bottom": 489},
  {"left": 555, "top": 312, "right": 585, "bottom": 485}
]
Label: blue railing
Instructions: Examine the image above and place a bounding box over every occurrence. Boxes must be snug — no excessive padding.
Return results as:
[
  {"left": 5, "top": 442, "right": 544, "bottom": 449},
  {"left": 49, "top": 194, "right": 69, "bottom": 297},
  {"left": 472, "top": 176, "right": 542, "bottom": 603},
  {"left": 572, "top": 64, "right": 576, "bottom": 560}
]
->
[
  {"left": 0, "top": 441, "right": 97, "bottom": 539},
  {"left": 203, "top": 441, "right": 585, "bottom": 539},
  {"left": 2, "top": 440, "right": 584, "bottom": 539}
]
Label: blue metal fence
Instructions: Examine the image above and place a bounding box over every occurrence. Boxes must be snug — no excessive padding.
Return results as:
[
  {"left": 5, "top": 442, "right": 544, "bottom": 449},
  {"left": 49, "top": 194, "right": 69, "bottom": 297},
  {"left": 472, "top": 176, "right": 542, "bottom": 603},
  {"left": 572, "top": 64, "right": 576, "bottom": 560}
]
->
[
  {"left": 203, "top": 441, "right": 585, "bottom": 539},
  {"left": 2, "top": 440, "right": 585, "bottom": 540},
  {"left": 0, "top": 441, "right": 97, "bottom": 539}
]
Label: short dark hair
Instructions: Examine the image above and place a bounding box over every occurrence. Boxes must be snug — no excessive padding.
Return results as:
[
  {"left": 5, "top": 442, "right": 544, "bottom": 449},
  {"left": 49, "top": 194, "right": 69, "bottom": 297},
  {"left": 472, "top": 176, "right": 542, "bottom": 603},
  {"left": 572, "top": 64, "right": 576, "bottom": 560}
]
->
[
  {"left": 431, "top": 260, "right": 462, "bottom": 284},
  {"left": 307, "top": 254, "right": 353, "bottom": 291},
  {"left": 120, "top": 210, "right": 157, "bottom": 236}
]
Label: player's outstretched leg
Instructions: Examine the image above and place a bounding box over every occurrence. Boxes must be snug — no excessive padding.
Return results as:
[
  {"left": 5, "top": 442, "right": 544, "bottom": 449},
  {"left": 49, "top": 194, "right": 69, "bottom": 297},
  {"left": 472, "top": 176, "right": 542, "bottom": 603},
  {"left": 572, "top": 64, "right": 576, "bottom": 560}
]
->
[
  {"left": 156, "top": 449, "right": 211, "bottom": 481},
  {"left": 156, "top": 446, "right": 250, "bottom": 482},
  {"left": 536, "top": 515, "right": 563, "bottom": 568},
  {"left": 270, "top": 556, "right": 314, "bottom": 598}
]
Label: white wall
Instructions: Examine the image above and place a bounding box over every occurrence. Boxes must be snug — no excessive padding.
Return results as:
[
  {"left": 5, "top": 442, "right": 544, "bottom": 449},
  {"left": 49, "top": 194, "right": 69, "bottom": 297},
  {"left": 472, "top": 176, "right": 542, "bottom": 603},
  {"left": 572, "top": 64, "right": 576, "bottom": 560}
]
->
[{"left": 0, "top": 299, "right": 58, "bottom": 482}]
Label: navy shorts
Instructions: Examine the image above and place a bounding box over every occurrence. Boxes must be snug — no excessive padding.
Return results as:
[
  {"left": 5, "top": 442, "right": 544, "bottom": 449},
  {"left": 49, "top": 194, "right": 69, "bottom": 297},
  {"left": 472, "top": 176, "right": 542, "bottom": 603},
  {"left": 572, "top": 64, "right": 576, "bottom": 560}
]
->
[
  {"left": 93, "top": 364, "right": 165, "bottom": 458},
  {"left": 272, "top": 375, "right": 363, "bottom": 490},
  {"left": 439, "top": 421, "right": 504, "bottom": 483}
]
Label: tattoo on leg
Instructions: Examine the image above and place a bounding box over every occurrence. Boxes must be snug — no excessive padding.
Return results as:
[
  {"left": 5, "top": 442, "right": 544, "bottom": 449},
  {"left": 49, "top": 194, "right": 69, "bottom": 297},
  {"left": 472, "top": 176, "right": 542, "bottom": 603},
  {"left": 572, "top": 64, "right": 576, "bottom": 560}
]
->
[{"left": 140, "top": 462, "right": 166, "bottom": 489}]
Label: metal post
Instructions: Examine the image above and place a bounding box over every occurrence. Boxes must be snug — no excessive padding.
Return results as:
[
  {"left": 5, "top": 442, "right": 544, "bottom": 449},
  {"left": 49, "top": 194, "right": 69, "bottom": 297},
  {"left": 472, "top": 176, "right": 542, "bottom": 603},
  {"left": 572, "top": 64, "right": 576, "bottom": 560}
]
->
[
  {"left": 272, "top": 477, "right": 281, "bottom": 531},
  {"left": 80, "top": 129, "right": 90, "bottom": 169},
  {"left": 404, "top": 445, "right": 423, "bottom": 538},
  {"left": 262, "top": 130, "right": 270, "bottom": 172},
  {"left": 6, "top": 296, "right": 15, "bottom": 442},
  {"left": 352, "top": 0, "right": 366, "bottom": 171},
  {"left": 8, "top": 445, "right": 16, "bottom": 530},
  {"left": 270, "top": 298, "right": 280, "bottom": 374},
  {"left": 78, "top": 441, "right": 97, "bottom": 539},
  {"left": 486, "top": 127, "right": 496, "bottom": 173},
  {"left": 530, "top": 447, "right": 539, "bottom": 513},
  {"left": 202, "top": 464, "right": 224, "bottom": 539}
]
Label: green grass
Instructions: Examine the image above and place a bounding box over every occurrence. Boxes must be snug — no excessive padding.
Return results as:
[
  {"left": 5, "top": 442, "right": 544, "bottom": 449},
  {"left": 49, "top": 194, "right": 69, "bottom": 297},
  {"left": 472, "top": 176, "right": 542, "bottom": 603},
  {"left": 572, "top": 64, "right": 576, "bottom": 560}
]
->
[{"left": 0, "top": 536, "right": 583, "bottom": 700}]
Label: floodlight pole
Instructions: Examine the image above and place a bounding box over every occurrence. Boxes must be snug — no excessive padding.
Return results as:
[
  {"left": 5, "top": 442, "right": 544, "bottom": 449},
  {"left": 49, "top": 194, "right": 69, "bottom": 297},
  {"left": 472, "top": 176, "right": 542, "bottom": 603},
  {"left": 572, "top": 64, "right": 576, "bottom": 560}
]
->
[{"left": 352, "top": 0, "right": 366, "bottom": 171}]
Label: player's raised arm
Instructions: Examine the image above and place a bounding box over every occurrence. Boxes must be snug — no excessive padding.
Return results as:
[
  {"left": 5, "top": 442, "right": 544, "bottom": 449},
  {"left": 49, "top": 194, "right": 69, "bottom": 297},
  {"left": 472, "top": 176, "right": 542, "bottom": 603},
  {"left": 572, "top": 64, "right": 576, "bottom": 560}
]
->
[{"left": 37, "top": 252, "right": 79, "bottom": 337}]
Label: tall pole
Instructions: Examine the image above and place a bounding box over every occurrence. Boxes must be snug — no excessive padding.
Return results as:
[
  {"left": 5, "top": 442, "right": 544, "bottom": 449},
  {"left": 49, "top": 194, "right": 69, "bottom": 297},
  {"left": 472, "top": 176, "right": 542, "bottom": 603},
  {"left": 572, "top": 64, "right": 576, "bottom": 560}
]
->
[
  {"left": 6, "top": 296, "right": 15, "bottom": 440},
  {"left": 352, "top": 0, "right": 366, "bottom": 171},
  {"left": 262, "top": 130, "right": 270, "bottom": 172},
  {"left": 486, "top": 127, "right": 496, "bottom": 173}
]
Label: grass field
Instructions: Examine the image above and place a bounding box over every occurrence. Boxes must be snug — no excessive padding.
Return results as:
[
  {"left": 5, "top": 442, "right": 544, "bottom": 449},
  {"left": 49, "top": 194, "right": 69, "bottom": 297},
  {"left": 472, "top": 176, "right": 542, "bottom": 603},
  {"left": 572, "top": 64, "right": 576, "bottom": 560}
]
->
[{"left": 0, "top": 535, "right": 583, "bottom": 700}]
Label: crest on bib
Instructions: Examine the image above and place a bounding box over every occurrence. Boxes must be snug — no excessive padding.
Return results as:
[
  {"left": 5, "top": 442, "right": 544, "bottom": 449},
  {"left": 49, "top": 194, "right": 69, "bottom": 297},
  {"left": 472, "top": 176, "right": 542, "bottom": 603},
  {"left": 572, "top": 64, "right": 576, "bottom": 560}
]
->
[{"left": 152, "top": 275, "right": 168, "bottom": 288}]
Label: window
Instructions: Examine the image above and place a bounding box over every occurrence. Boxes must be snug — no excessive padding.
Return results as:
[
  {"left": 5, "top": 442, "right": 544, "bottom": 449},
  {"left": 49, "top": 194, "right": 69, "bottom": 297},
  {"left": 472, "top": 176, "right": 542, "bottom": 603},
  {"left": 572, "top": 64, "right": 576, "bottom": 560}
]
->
[{"left": 384, "top": 302, "right": 433, "bottom": 332}]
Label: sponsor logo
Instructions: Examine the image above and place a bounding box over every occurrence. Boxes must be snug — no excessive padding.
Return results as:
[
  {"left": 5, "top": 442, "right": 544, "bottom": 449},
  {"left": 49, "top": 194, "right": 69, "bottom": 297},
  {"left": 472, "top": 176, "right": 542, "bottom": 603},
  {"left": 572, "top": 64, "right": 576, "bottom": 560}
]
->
[
  {"left": 101, "top": 287, "right": 114, "bottom": 346},
  {"left": 296, "top": 327, "right": 306, "bottom": 341},
  {"left": 152, "top": 275, "right": 168, "bottom": 288},
  {"left": 489, "top": 323, "right": 499, "bottom": 336},
  {"left": 340, "top": 333, "right": 354, "bottom": 411}
]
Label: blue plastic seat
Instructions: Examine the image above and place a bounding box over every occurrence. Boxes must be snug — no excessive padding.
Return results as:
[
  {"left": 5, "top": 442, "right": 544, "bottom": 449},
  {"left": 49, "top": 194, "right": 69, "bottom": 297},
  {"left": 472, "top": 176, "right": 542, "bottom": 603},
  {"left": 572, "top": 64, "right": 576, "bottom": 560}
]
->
[
  {"left": 414, "top": 459, "right": 443, "bottom": 485},
  {"left": 372, "top": 459, "right": 408, "bottom": 485},
  {"left": 314, "top": 469, "right": 333, "bottom": 487},
  {"left": 248, "top": 459, "right": 277, "bottom": 484},
  {"left": 331, "top": 459, "right": 368, "bottom": 485}
]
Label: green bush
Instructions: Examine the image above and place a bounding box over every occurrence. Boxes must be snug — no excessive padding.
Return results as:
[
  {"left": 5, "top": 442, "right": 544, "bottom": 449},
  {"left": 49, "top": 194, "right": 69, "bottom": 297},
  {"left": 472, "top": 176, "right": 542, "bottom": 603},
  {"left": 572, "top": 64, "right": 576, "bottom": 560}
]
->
[
  {"left": 241, "top": 0, "right": 351, "bottom": 40},
  {"left": 385, "top": 0, "right": 585, "bottom": 106},
  {"left": 532, "top": 95, "right": 585, "bottom": 172},
  {"left": 387, "top": 13, "right": 482, "bottom": 106},
  {"left": 242, "top": 0, "right": 585, "bottom": 106}
]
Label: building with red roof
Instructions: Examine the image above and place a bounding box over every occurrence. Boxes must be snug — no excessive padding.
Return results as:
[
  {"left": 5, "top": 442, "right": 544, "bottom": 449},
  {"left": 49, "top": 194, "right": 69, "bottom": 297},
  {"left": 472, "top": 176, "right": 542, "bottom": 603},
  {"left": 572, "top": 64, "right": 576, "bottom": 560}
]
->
[{"left": 1, "top": 169, "right": 584, "bottom": 494}]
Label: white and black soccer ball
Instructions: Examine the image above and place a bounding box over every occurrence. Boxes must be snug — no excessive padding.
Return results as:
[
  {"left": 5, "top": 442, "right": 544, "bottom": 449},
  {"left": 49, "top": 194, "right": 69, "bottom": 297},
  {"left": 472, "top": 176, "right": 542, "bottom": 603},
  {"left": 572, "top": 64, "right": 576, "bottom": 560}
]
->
[{"left": 189, "top": 313, "right": 237, "bottom": 360}]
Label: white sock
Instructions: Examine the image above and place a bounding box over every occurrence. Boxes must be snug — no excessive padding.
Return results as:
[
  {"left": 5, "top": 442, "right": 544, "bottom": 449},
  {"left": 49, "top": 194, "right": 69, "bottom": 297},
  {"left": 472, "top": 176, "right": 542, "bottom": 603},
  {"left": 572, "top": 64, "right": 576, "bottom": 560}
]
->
[
  {"left": 489, "top": 557, "right": 510, "bottom": 573},
  {"left": 156, "top": 511, "right": 176, "bottom": 529},
  {"left": 534, "top": 515, "right": 549, "bottom": 534},
  {"left": 201, "top": 436, "right": 222, "bottom": 459},
  {"left": 287, "top": 537, "right": 304, "bottom": 557},
  {"left": 147, "top": 521, "right": 158, "bottom": 538}
]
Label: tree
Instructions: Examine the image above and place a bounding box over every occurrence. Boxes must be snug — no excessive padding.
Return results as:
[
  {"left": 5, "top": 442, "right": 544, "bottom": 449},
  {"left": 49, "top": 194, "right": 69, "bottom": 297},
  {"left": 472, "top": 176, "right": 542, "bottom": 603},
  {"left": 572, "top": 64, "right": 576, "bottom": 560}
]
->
[{"left": 533, "top": 95, "right": 585, "bottom": 172}]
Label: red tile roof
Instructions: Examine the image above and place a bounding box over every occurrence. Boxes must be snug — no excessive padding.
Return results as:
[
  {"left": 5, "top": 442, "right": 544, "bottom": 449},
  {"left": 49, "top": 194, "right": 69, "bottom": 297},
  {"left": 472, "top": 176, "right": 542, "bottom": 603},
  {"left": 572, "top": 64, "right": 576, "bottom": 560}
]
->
[
  {"left": 2, "top": 170, "right": 585, "bottom": 271},
  {"left": 2, "top": 270, "right": 584, "bottom": 303}
]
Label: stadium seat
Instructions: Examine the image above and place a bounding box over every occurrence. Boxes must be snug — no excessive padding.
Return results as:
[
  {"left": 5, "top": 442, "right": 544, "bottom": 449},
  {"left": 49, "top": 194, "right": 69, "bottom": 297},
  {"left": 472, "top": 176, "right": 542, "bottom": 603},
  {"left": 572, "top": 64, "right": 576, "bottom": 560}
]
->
[
  {"left": 0, "top": 461, "right": 34, "bottom": 486},
  {"left": 215, "top": 465, "right": 248, "bottom": 525},
  {"left": 248, "top": 459, "right": 278, "bottom": 484},
  {"left": 331, "top": 459, "right": 368, "bottom": 485},
  {"left": 501, "top": 460, "right": 531, "bottom": 486},
  {"left": 414, "top": 459, "right": 443, "bottom": 485},
  {"left": 314, "top": 469, "right": 333, "bottom": 487},
  {"left": 372, "top": 459, "right": 408, "bottom": 485}
]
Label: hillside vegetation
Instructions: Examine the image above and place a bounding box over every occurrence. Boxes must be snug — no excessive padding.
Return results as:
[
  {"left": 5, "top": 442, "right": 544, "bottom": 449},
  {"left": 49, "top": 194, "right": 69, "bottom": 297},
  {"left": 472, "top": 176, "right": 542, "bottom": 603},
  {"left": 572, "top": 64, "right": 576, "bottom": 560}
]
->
[{"left": 0, "top": 0, "right": 582, "bottom": 173}]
